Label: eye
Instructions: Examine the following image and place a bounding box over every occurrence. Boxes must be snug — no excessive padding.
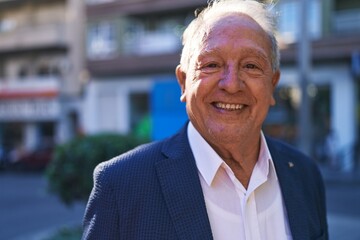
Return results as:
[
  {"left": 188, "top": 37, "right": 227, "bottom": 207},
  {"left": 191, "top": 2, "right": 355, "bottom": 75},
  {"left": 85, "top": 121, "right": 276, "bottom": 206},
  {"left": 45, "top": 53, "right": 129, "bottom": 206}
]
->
[
  {"left": 199, "top": 62, "right": 221, "bottom": 73},
  {"left": 205, "top": 63, "right": 219, "bottom": 69},
  {"left": 245, "top": 63, "right": 258, "bottom": 69}
]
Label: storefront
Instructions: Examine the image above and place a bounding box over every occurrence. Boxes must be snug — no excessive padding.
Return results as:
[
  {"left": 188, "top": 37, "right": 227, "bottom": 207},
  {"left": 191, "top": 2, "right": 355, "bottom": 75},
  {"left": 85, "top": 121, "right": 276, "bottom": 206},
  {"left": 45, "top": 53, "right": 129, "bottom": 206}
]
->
[
  {"left": 265, "top": 64, "right": 357, "bottom": 170},
  {"left": 0, "top": 88, "right": 60, "bottom": 166}
]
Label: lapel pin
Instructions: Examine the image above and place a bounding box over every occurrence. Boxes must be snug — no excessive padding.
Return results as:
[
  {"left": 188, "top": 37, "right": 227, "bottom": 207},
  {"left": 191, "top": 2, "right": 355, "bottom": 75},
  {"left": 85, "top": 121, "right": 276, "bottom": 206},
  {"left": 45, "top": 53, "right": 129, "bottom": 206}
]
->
[{"left": 288, "top": 162, "right": 294, "bottom": 168}]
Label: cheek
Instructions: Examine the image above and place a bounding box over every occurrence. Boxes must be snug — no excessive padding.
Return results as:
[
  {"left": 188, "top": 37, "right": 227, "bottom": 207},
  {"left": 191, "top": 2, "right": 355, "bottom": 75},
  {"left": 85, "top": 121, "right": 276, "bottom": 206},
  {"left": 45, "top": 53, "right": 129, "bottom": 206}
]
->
[
  {"left": 252, "top": 80, "right": 275, "bottom": 102},
  {"left": 185, "top": 80, "right": 212, "bottom": 115}
]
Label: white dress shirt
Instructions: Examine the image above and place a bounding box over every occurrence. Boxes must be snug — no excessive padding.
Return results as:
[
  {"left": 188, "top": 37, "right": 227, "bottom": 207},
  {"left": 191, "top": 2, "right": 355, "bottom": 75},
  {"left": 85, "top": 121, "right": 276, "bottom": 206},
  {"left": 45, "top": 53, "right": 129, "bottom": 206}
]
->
[{"left": 187, "top": 123, "right": 293, "bottom": 240}]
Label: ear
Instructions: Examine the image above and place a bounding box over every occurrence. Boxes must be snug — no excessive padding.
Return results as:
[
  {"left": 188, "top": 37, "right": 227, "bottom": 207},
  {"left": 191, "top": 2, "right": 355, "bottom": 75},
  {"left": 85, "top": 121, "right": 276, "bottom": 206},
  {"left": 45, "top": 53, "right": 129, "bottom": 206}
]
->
[
  {"left": 270, "top": 70, "right": 280, "bottom": 106},
  {"left": 176, "top": 65, "right": 187, "bottom": 102}
]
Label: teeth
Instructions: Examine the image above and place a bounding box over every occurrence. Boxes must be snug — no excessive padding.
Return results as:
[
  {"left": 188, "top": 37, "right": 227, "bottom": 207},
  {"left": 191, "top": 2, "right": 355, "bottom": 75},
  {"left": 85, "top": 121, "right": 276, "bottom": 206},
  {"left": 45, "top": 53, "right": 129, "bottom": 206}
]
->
[{"left": 215, "top": 102, "right": 244, "bottom": 110}]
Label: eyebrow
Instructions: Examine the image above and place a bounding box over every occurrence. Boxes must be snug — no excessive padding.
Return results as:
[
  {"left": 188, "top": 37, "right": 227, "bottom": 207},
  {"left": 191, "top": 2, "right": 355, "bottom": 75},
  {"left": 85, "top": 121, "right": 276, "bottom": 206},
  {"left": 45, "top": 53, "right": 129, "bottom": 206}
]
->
[{"left": 199, "top": 47, "right": 270, "bottom": 62}]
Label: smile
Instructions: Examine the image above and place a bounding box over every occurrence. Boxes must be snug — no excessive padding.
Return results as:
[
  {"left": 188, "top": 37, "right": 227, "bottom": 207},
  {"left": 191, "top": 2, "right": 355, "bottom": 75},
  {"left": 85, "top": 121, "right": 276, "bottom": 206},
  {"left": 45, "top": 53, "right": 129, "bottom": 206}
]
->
[{"left": 214, "top": 102, "right": 244, "bottom": 111}]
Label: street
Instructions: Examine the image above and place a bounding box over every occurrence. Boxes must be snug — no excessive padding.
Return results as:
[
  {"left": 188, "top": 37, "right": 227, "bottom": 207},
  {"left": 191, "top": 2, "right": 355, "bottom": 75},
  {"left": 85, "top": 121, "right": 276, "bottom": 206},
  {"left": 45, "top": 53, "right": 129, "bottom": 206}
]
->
[
  {"left": 325, "top": 182, "right": 360, "bottom": 240},
  {"left": 0, "top": 170, "right": 360, "bottom": 240},
  {"left": 0, "top": 172, "right": 85, "bottom": 240}
]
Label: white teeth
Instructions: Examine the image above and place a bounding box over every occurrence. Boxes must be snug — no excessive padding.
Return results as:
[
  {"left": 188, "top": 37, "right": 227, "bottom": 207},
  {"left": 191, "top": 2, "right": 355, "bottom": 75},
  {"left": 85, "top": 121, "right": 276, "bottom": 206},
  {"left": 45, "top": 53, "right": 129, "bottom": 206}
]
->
[{"left": 215, "top": 102, "right": 244, "bottom": 110}]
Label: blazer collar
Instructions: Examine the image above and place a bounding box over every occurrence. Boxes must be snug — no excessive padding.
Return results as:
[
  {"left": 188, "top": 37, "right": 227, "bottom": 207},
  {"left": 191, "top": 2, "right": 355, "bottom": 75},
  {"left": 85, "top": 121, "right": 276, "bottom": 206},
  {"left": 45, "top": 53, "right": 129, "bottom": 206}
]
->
[
  {"left": 267, "top": 138, "right": 310, "bottom": 240},
  {"left": 155, "top": 126, "right": 309, "bottom": 240},
  {"left": 155, "top": 123, "right": 213, "bottom": 240}
]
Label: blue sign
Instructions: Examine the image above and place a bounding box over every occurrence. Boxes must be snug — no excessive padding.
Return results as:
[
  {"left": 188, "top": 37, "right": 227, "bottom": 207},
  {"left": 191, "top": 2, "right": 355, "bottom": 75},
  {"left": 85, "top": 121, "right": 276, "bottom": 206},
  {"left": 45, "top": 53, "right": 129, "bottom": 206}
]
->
[
  {"left": 352, "top": 51, "right": 360, "bottom": 78},
  {"left": 151, "top": 78, "right": 188, "bottom": 140}
]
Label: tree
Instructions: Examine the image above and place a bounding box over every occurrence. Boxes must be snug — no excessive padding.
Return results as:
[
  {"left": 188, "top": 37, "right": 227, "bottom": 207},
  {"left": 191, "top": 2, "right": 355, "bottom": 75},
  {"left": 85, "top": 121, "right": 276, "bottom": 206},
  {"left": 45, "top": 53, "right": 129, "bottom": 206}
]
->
[{"left": 46, "top": 133, "right": 147, "bottom": 205}]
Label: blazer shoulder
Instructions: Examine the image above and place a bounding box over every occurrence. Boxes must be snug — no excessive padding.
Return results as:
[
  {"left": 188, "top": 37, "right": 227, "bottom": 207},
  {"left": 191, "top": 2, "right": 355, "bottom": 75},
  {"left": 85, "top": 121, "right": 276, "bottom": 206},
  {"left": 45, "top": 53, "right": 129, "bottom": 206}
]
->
[
  {"left": 93, "top": 130, "right": 185, "bottom": 183},
  {"left": 95, "top": 140, "right": 163, "bottom": 174}
]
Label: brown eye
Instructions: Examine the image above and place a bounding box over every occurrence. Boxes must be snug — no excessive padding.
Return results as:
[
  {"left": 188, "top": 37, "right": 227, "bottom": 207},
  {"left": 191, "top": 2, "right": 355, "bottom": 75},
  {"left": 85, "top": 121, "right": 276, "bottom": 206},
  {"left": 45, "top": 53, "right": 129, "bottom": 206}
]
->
[
  {"left": 206, "top": 63, "right": 219, "bottom": 68},
  {"left": 199, "top": 62, "right": 221, "bottom": 74},
  {"left": 245, "top": 64, "right": 257, "bottom": 69}
]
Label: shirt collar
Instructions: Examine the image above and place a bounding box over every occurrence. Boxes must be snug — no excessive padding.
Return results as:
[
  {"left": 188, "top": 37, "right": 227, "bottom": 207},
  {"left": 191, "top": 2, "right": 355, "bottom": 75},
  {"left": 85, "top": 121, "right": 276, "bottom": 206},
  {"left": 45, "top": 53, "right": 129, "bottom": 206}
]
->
[
  {"left": 188, "top": 122, "right": 224, "bottom": 186},
  {"left": 187, "top": 122, "right": 277, "bottom": 187}
]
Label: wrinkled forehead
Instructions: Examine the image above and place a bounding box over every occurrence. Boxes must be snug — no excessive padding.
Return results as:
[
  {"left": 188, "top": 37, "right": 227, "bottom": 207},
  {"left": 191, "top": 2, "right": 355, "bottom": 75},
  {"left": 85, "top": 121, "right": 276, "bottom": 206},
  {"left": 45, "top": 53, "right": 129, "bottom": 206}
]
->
[
  {"left": 203, "top": 13, "right": 267, "bottom": 42},
  {"left": 192, "top": 13, "right": 270, "bottom": 54}
]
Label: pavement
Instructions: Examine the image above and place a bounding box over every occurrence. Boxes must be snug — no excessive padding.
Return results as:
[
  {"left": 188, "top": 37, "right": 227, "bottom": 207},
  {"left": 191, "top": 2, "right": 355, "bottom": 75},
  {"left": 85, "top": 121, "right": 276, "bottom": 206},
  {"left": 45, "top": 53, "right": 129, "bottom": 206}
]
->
[
  {"left": 319, "top": 164, "right": 360, "bottom": 185},
  {"left": 319, "top": 165, "right": 360, "bottom": 240},
  {"left": 0, "top": 172, "right": 85, "bottom": 240}
]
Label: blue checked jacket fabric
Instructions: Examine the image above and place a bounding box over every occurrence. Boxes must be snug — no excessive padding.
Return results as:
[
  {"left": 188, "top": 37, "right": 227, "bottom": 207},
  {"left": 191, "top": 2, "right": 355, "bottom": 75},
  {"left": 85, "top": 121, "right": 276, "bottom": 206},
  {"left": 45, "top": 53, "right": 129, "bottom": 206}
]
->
[{"left": 82, "top": 123, "right": 328, "bottom": 240}]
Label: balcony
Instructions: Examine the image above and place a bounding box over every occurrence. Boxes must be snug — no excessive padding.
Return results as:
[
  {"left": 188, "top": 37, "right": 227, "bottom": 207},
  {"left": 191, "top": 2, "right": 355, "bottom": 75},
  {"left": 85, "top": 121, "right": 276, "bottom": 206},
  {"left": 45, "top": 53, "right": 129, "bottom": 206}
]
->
[
  {"left": 0, "top": 23, "right": 67, "bottom": 53},
  {"left": 333, "top": 9, "right": 360, "bottom": 34},
  {"left": 280, "top": 34, "right": 360, "bottom": 64},
  {"left": 86, "top": 0, "right": 205, "bottom": 16},
  {"left": 87, "top": 52, "right": 180, "bottom": 76},
  {"left": 123, "top": 32, "right": 181, "bottom": 56},
  {"left": 87, "top": 13, "right": 184, "bottom": 75}
]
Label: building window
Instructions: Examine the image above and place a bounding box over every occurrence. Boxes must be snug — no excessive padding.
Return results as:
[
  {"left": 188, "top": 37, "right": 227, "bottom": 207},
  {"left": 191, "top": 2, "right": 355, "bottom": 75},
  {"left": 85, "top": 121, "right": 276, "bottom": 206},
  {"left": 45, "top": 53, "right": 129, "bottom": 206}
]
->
[
  {"left": 37, "top": 65, "right": 52, "bottom": 77},
  {"left": 87, "top": 21, "right": 117, "bottom": 59},
  {"left": 264, "top": 86, "right": 298, "bottom": 145},
  {"left": 86, "top": 0, "right": 114, "bottom": 5},
  {"left": 335, "top": 0, "right": 360, "bottom": 11},
  {"left": 0, "top": 62, "right": 5, "bottom": 79},
  {"left": 0, "top": 19, "right": 16, "bottom": 33},
  {"left": 122, "top": 14, "right": 185, "bottom": 56},
  {"left": 277, "top": 0, "right": 322, "bottom": 43},
  {"left": 19, "top": 66, "right": 29, "bottom": 79},
  {"left": 333, "top": 0, "right": 360, "bottom": 34}
]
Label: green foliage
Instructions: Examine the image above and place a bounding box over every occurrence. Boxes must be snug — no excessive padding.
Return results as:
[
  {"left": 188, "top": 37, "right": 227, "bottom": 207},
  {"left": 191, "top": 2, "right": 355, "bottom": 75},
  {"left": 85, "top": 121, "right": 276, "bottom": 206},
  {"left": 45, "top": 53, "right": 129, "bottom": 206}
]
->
[{"left": 46, "top": 133, "right": 147, "bottom": 206}]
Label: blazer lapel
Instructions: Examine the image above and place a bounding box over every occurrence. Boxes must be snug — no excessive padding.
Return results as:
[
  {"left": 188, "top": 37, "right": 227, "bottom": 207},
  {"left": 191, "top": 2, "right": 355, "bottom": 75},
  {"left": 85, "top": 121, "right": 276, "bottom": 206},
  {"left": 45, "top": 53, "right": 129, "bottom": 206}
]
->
[
  {"left": 267, "top": 139, "right": 310, "bottom": 240},
  {"left": 155, "top": 125, "right": 213, "bottom": 240}
]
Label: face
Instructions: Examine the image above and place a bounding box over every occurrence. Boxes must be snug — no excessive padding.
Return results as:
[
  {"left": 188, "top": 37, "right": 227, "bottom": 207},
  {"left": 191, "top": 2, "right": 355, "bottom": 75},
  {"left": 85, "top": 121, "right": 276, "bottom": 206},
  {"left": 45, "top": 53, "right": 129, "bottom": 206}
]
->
[{"left": 176, "top": 14, "right": 280, "bottom": 148}]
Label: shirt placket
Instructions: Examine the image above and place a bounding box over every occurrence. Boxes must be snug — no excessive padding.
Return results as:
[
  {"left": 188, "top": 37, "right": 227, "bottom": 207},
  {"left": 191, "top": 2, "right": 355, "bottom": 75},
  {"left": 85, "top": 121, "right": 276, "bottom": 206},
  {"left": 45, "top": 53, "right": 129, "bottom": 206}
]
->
[
  {"left": 230, "top": 174, "right": 263, "bottom": 240},
  {"left": 243, "top": 191, "right": 261, "bottom": 240}
]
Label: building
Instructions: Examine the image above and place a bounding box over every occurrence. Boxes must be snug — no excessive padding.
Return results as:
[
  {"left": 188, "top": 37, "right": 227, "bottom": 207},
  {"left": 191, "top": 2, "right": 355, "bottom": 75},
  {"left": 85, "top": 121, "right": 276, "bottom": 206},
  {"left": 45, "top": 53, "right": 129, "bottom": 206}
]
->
[
  {"left": 83, "top": 0, "right": 205, "bottom": 140},
  {"left": 83, "top": 0, "right": 360, "bottom": 169},
  {"left": 0, "top": 0, "right": 85, "bottom": 163},
  {"left": 268, "top": 0, "right": 360, "bottom": 170}
]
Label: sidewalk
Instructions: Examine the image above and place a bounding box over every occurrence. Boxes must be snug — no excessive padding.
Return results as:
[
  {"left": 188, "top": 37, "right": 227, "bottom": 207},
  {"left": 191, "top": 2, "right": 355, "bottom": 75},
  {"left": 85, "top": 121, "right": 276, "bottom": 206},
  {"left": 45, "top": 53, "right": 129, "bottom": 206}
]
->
[
  {"left": 327, "top": 214, "right": 360, "bottom": 240},
  {"left": 319, "top": 165, "right": 360, "bottom": 185},
  {"left": 319, "top": 165, "right": 360, "bottom": 240}
]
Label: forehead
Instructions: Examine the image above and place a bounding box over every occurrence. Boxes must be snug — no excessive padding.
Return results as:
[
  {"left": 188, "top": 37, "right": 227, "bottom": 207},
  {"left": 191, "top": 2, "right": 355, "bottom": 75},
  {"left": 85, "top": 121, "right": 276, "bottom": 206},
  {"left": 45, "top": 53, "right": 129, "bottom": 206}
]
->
[
  {"left": 208, "top": 13, "right": 262, "bottom": 29},
  {"left": 198, "top": 13, "right": 270, "bottom": 52}
]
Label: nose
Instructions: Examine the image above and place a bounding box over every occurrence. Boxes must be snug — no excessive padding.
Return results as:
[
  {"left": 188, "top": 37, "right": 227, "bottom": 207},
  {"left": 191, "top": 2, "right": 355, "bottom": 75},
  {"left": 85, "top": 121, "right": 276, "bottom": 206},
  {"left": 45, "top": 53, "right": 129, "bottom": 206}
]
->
[{"left": 218, "top": 66, "right": 245, "bottom": 93}]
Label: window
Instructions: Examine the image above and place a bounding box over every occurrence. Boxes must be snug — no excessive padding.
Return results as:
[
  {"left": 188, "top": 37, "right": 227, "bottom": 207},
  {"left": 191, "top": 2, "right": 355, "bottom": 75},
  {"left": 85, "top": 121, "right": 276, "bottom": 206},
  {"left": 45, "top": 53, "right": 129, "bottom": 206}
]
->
[
  {"left": 86, "top": 0, "right": 114, "bottom": 5},
  {"left": 277, "top": 0, "right": 322, "bottom": 43},
  {"left": 19, "top": 66, "right": 29, "bottom": 79},
  {"left": 37, "top": 65, "right": 51, "bottom": 77},
  {"left": 335, "top": 0, "right": 360, "bottom": 11},
  {"left": 0, "top": 19, "right": 16, "bottom": 33},
  {"left": 122, "top": 14, "right": 186, "bottom": 55},
  {"left": 0, "top": 61, "right": 5, "bottom": 79},
  {"left": 264, "top": 86, "right": 298, "bottom": 145},
  {"left": 87, "top": 21, "right": 117, "bottom": 59}
]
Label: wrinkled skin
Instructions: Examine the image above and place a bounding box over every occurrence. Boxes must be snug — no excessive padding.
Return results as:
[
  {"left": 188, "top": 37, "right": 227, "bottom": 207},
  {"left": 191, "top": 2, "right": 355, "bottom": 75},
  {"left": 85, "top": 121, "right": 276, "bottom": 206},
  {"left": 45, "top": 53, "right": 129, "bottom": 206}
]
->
[{"left": 176, "top": 14, "right": 280, "bottom": 186}]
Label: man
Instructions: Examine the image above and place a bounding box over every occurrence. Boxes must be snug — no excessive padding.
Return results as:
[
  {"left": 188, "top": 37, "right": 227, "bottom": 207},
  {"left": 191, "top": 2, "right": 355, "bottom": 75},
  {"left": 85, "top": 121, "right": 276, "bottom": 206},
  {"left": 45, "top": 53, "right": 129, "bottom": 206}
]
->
[{"left": 82, "top": 0, "right": 328, "bottom": 239}]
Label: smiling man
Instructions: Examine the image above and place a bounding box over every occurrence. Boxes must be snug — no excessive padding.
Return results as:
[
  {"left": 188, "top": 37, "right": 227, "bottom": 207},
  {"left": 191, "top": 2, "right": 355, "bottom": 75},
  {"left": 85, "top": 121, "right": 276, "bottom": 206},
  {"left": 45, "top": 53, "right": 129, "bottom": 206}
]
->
[{"left": 82, "top": 1, "right": 328, "bottom": 240}]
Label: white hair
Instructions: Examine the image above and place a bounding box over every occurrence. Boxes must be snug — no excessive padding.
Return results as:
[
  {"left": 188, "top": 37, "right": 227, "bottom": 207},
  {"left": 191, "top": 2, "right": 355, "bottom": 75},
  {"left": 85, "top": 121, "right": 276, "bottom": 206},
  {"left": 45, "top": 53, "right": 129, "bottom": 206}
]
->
[{"left": 180, "top": 0, "right": 280, "bottom": 72}]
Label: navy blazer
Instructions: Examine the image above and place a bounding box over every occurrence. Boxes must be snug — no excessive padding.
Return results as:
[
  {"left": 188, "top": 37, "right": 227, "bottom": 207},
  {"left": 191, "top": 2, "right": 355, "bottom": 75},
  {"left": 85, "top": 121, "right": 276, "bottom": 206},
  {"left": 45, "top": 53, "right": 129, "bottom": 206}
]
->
[{"left": 82, "top": 124, "right": 328, "bottom": 240}]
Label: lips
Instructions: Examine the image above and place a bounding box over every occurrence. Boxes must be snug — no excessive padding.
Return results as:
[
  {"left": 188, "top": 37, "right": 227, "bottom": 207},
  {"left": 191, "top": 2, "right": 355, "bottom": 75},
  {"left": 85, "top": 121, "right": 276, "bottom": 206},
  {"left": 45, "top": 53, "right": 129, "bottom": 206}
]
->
[{"left": 214, "top": 102, "right": 245, "bottom": 111}]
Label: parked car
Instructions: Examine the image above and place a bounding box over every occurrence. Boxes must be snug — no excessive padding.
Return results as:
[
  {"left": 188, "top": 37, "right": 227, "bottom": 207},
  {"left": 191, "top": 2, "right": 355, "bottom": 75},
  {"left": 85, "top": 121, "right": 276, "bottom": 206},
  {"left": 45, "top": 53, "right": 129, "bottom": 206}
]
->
[{"left": 15, "top": 146, "right": 54, "bottom": 171}]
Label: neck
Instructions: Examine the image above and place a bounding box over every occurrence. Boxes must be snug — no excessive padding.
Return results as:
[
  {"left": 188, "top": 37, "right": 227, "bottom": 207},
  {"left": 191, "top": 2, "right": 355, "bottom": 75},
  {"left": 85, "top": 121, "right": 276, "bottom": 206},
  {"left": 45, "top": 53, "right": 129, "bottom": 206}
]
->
[{"left": 209, "top": 133, "right": 262, "bottom": 189}]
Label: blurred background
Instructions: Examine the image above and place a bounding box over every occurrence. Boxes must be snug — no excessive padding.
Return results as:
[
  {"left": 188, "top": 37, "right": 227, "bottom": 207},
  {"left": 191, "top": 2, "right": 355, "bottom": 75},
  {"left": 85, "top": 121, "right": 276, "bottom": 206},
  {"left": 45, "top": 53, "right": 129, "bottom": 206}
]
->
[{"left": 0, "top": 0, "right": 359, "bottom": 239}]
